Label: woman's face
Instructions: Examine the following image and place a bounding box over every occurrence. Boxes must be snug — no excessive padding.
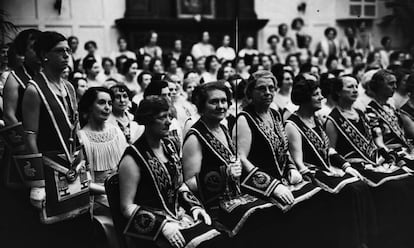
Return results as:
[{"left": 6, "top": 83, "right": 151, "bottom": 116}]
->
[
  {"left": 338, "top": 76, "right": 359, "bottom": 103},
  {"left": 309, "top": 87, "right": 324, "bottom": 111},
  {"left": 174, "top": 40, "right": 182, "bottom": 51},
  {"left": 236, "top": 59, "right": 246, "bottom": 70},
  {"left": 196, "top": 58, "right": 206, "bottom": 72},
  {"left": 149, "top": 110, "right": 172, "bottom": 138},
  {"left": 89, "top": 62, "right": 101, "bottom": 77},
  {"left": 261, "top": 56, "right": 272, "bottom": 70},
  {"left": 169, "top": 59, "right": 178, "bottom": 71},
  {"left": 185, "top": 81, "right": 197, "bottom": 100},
  {"left": 150, "top": 32, "right": 158, "bottom": 45},
  {"left": 328, "top": 59, "right": 338, "bottom": 71},
  {"left": 281, "top": 72, "right": 293, "bottom": 90},
  {"left": 185, "top": 56, "right": 194, "bottom": 69},
  {"left": 246, "top": 37, "right": 254, "bottom": 48},
  {"left": 46, "top": 40, "right": 71, "bottom": 72},
  {"left": 209, "top": 57, "right": 219, "bottom": 72},
  {"left": 252, "top": 77, "right": 275, "bottom": 107},
  {"left": 287, "top": 56, "right": 299, "bottom": 69},
  {"left": 141, "top": 74, "right": 152, "bottom": 90},
  {"left": 202, "top": 89, "right": 228, "bottom": 122},
  {"left": 153, "top": 60, "right": 164, "bottom": 73},
  {"left": 223, "top": 66, "right": 235, "bottom": 80},
  {"left": 76, "top": 79, "right": 88, "bottom": 98},
  {"left": 112, "top": 88, "right": 130, "bottom": 113},
  {"left": 252, "top": 55, "right": 260, "bottom": 66},
  {"left": 90, "top": 91, "right": 112, "bottom": 123},
  {"left": 160, "top": 86, "right": 171, "bottom": 100},
  {"left": 103, "top": 60, "right": 113, "bottom": 74},
  {"left": 143, "top": 55, "right": 152, "bottom": 69},
  {"left": 168, "top": 82, "right": 178, "bottom": 102},
  {"left": 128, "top": 62, "right": 138, "bottom": 77}
]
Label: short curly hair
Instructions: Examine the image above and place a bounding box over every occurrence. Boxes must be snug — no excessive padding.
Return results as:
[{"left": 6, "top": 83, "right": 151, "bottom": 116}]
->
[
  {"left": 192, "top": 81, "right": 232, "bottom": 114},
  {"left": 291, "top": 79, "right": 319, "bottom": 105},
  {"left": 134, "top": 95, "right": 170, "bottom": 125}
]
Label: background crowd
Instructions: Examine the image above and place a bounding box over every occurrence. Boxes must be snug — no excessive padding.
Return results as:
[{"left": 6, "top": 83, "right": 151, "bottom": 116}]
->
[{"left": 2, "top": 15, "right": 414, "bottom": 248}]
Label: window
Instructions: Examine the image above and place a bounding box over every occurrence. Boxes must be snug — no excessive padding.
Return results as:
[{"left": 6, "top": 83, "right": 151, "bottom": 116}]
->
[{"left": 336, "top": 0, "right": 377, "bottom": 20}]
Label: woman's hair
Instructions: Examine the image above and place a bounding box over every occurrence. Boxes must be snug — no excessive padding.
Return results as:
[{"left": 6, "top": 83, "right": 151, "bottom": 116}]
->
[
  {"left": 324, "top": 27, "right": 337, "bottom": 37},
  {"left": 245, "top": 70, "right": 278, "bottom": 99},
  {"left": 84, "top": 40, "right": 97, "bottom": 50},
  {"left": 144, "top": 30, "right": 157, "bottom": 44},
  {"left": 13, "top": 29, "right": 42, "bottom": 56},
  {"left": 78, "top": 87, "right": 114, "bottom": 127},
  {"left": 291, "top": 79, "right": 319, "bottom": 105},
  {"left": 102, "top": 57, "right": 114, "bottom": 67},
  {"left": 144, "top": 80, "right": 169, "bottom": 98},
  {"left": 134, "top": 95, "right": 170, "bottom": 125},
  {"left": 291, "top": 17, "right": 304, "bottom": 30},
  {"left": 72, "top": 77, "right": 87, "bottom": 91},
  {"left": 149, "top": 57, "right": 163, "bottom": 73},
  {"left": 267, "top": 34, "right": 279, "bottom": 45},
  {"left": 121, "top": 58, "right": 137, "bottom": 75},
  {"left": 282, "top": 37, "right": 294, "bottom": 49},
  {"left": 204, "top": 55, "right": 219, "bottom": 72},
  {"left": 33, "top": 31, "right": 66, "bottom": 59},
  {"left": 137, "top": 71, "right": 152, "bottom": 86},
  {"left": 274, "top": 69, "right": 294, "bottom": 88},
  {"left": 178, "top": 54, "right": 195, "bottom": 69},
  {"left": 83, "top": 56, "right": 97, "bottom": 72},
  {"left": 192, "top": 81, "right": 232, "bottom": 113},
  {"left": 110, "top": 83, "right": 132, "bottom": 99},
  {"left": 285, "top": 53, "right": 299, "bottom": 66}
]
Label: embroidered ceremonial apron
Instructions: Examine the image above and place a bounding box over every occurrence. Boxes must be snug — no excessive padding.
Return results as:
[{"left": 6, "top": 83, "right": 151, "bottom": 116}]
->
[
  {"left": 0, "top": 66, "right": 32, "bottom": 188},
  {"left": 367, "top": 100, "right": 414, "bottom": 171},
  {"left": 327, "top": 108, "right": 411, "bottom": 186},
  {"left": 126, "top": 136, "right": 220, "bottom": 248},
  {"left": 238, "top": 105, "right": 320, "bottom": 211},
  {"left": 185, "top": 120, "right": 274, "bottom": 236},
  {"left": 29, "top": 73, "right": 90, "bottom": 224}
]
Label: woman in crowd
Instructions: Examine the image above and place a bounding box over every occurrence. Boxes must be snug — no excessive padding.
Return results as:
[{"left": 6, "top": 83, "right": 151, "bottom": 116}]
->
[
  {"left": 272, "top": 69, "right": 296, "bottom": 115},
  {"left": 278, "top": 37, "right": 297, "bottom": 65},
  {"left": 21, "top": 31, "right": 91, "bottom": 247},
  {"left": 182, "top": 81, "right": 281, "bottom": 247},
  {"left": 107, "top": 84, "right": 143, "bottom": 144},
  {"left": 83, "top": 56, "right": 104, "bottom": 87},
  {"left": 121, "top": 58, "right": 140, "bottom": 97},
  {"left": 285, "top": 54, "right": 300, "bottom": 76},
  {"left": 78, "top": 86, "right": 127, "bottom": 213},
  {"left": 118, "top": 96, "right": 227, "bottom": 248},
  {"left": 233, "top": 70, "right": 339, "bottom": 248},
  {"left": 178, "top": 54, "right": 195, "bottom": 75},
  {"left": 149, "top": 57, "right": 164, "bottom": 75},
  {"left": 132, "top": 70, "right": 152, "bottom": 105},
  {"left": 72, "top": 77, "right": 88, "bottom": 102},
  {"left": 201, "top": 55, "right": 220, "bottom": 83},
  {"left": 138, "top": 30, "right": 162, "bottom": 59},
  {"left": 325, "top": 74, "right": 414, "bottom": 248}
]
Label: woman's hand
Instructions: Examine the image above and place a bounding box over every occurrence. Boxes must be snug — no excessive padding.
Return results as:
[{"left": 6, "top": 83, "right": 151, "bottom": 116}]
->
[
  {"left": 227, "top": 159, "right": 242, "bottom": 180},
  {"left": 288, "top": 169, "right": 303, "bottom": 184},
  {"left": 345, "top": 166, "right": 363, "bottom": 179},
  {"left": 273, "top": 184, "right": 294, "bottom": 205},
  {"left": 191, "top": 207, "right": 212, "bottom": 225},
  {"left": 162, "top": 222, "right": 186, "bottom": 248}
]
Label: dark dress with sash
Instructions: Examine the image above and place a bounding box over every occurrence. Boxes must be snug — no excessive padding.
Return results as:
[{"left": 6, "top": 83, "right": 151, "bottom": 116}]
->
[
  {"left": 122, "top": 136, "right": 227, "bottom": 248},
  {"left": 287, "top": 113, "right": 378, "bottom": 248},
  {"left": 185, "top": 119, "right": 278, "bottom": 247},
  {"left": 236, "top": 104, "right": 341, "bottom": 248},
  {"left": 24, "top": 72, "right": 92, "bottom": 248},
  {"left": 328, "top": 107, "right": 414, "bottom": 248},
  {"left": 366, "top": 100, "right": 414, "bottom": 170}
]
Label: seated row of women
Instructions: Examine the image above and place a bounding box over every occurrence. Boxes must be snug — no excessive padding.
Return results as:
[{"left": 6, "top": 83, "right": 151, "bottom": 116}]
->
[{"left": 117, "top": 70, "right": 414, "bottom": 248}]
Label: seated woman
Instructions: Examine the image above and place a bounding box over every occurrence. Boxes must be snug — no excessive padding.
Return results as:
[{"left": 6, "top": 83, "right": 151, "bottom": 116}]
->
[
  {"left": 182, "top": 81, "right": 277, "bottom": 247},
  {"left": 234, "top": 70, "right": 344, "bottom": 248},
  {"left": 364, "top": 70, "right": 414, "bottom": 170},
  {"left": 78, "top": 87, "right": 128, "bottom": 204},
  {"left": 108, "top": 84, "right": 144, "bottom": 144},
  {"left": 286, "top": 80, "right": 375, "bottom": 248},
  {"left": 325, "top": 74, "right": 414, "bottom": 248},
  {"left": 118, "top": 96, "right": 227, "bottom": 248}
]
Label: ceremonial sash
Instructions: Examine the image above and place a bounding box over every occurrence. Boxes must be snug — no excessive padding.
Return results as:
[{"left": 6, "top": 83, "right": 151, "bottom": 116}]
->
[
  {"left": 186, "top": 120, "right": 274, "bottom": 236},
  {"left": 29, "top": 72, "right": 90, "bottom": 223},
  {"left": 286, "top": 114, "right": 359, "bottom": 193},
  {"left": 11, "top": 65, "right": 32, "bottom": 89},
  {"left": 368, "top": 100, "right": 411, "bottom": 149},
  {"left": 328, "top": 108, "right": 377, "bottom": 164},
  {"left": 131, "top": 138, "right": 182, "bottom": 218}
]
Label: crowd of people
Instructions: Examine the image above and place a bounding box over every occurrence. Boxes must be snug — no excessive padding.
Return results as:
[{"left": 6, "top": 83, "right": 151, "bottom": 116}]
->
[{"left": 2, "top": 18, "right": 414, "bottom": 248}]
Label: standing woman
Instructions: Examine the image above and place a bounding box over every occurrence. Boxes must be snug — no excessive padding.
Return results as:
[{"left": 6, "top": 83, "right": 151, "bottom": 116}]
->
[
  {"left": 21, "top": 31, "right": 91, "bottom": 247},
  {"left": 118, "top": 96, "right": 227, "bottom": 248},
  {"left": 233, "top": 70, "right": 337, "bottom": 248},
  {"left": 182, "top": 82, "right": 281, "bottom": 248}
]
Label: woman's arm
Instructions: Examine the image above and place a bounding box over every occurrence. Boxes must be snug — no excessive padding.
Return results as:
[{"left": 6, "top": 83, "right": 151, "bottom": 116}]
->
[
  {"left": 22, "top": 84, "right": 40, "bottom": 154},
  {"left": 3, "top": 73, "right": 21, "bottom": 126},
  {"left": 182, "top": 134, "right": 203, "bottom": 192},
  {"left": 285, "top": 122, "right": 307, "bottom": 172},
  {"left": 118, "top": 154, "right": 141, "bottom": 218}
]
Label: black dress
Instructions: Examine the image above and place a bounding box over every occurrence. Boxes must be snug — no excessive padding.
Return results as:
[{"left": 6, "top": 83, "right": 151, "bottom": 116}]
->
[
  {"left": 329, "top": 107, "right": 414, "bottom": 248},
  {"left": 236, "top": 104, "right": 344, "bottom": 248}
]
